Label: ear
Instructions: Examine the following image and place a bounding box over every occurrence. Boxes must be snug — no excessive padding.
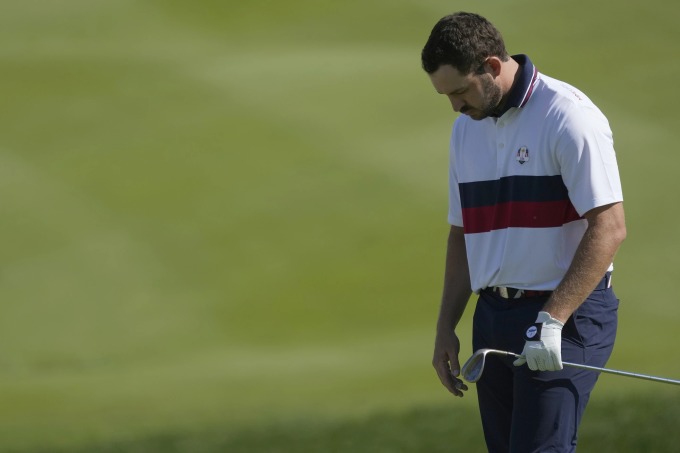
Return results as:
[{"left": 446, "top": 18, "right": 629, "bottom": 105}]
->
[{"left": 485, "top": 57, "right": 503, "bottom": 77}]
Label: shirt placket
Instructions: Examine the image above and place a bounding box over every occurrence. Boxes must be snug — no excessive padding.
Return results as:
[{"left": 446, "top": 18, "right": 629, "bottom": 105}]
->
[{"left": 496, "top": 117, "right": 508, "bottom": 178}]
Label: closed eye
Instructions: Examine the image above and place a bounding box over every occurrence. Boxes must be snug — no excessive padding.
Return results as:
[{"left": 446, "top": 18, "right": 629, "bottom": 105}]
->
[{"left": 449, "top": 87, "right": 467, "bottom": 96}]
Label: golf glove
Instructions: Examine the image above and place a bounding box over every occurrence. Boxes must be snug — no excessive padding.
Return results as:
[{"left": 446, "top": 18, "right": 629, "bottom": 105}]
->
[{"left": 513, "top": 311, "right": 564, "bottom": 371}]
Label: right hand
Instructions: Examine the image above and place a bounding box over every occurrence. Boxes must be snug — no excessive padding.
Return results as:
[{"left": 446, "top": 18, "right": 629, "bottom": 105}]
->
[{"left": 432, "top": 329, "right": 469, "bottom": 397}]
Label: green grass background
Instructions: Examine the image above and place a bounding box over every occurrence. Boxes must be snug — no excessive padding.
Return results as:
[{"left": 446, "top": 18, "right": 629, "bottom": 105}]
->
[{"left": 1, "top": 0, "right": 679, "bottom": 451}]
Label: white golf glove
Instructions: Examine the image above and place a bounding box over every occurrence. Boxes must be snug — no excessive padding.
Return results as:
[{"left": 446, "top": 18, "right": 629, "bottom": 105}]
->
[{"left": 513, "top": 311, "right": 564, "bottom": 371}]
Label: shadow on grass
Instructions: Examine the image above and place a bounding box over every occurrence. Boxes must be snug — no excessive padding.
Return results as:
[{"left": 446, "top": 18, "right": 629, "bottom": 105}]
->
[{"left": 13, "top": 392, "right": 680, "bottom": 453}]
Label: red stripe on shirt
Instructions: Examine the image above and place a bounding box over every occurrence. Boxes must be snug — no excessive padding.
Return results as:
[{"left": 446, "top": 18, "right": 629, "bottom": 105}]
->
[{"left": 462, "top": 200, "right": 582, "bottom": 234}]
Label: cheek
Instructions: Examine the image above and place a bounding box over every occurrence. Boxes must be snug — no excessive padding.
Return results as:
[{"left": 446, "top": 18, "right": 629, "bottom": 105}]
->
[{"left": 467, "top": 90, "right": 485, "bottom": 105}]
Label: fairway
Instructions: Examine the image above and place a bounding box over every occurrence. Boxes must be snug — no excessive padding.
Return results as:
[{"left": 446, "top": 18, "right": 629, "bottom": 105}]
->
[{"left": 1, "top": 0, "right": 680, "bottom": 451}]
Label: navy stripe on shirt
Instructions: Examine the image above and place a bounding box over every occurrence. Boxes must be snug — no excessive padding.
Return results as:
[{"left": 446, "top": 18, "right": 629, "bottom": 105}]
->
[{"left": 459, "top": 175, "right": 582, "bottom": 233}]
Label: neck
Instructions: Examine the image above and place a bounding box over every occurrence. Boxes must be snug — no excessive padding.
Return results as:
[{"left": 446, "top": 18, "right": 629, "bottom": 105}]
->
[{"left": 494, "top": 58, "right": 521, "bottom": 114}]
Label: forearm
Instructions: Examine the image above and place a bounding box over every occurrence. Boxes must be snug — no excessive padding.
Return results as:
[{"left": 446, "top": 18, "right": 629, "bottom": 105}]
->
[
  {"left": 432, "top": 226, "right": 473, "bottom": 396},
  {"left": 543, "top": 202, "right": 626, "bottom": 323},
  {"left": 437, "top": 226, "right": 473, "bottom": 332}
]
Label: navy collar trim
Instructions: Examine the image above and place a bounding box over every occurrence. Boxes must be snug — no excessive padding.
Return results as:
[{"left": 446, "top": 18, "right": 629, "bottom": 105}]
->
[{"left": 495, "top": 54, "right": 538, "bottom": 117}]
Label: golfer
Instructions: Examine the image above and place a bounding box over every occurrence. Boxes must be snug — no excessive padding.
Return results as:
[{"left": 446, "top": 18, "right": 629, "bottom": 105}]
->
[{"left": 422, "top": 12, "right": 626, "bottom": 452}]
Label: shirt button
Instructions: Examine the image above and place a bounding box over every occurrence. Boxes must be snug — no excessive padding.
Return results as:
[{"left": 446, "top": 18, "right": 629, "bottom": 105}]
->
[
  {"left": 498, "top": 143, "right": 504, "bottom": 148},
  {"left": 498, "top": 122, "right": 504, "bottom": 128}
]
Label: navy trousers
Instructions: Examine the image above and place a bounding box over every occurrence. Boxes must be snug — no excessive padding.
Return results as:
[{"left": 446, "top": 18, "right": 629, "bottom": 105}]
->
[{"left": 472, "top": 278, "right": 619, "bottom": 453}]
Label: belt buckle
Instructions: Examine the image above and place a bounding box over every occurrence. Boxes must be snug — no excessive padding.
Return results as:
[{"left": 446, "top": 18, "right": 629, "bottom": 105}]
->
[{"left": 496, "top": 287, "right": 525, "bottom": 299}]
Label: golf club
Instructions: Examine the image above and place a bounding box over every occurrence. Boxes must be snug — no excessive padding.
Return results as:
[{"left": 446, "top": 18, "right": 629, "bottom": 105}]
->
[{"left": 462, "top": 348, "right": 680, "bottom": 386}]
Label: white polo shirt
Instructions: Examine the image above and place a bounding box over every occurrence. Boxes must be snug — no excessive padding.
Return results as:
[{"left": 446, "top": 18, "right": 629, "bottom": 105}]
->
[{"left": 448, "top": 55, "right": 623, "bottom": 292}]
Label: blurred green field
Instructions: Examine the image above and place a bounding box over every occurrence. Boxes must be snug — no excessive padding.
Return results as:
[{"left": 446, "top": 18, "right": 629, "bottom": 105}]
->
[{"left": 1, "top": 0, "right": 680, "bottom": 451}]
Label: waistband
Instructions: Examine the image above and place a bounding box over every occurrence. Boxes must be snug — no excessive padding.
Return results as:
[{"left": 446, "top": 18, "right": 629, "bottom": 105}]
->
[{"left": 484, "top": 272, "right": 612, "bottom": 300}]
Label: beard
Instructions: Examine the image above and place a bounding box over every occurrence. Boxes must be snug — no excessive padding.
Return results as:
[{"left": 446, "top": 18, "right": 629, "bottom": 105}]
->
[{"left": 462, "top": 75, "right": 504, "bottom": 120}]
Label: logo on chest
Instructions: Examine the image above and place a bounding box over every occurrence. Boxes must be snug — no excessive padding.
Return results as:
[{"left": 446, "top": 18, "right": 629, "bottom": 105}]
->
[{"left": 516, "top": 146, "right": 530, "bottom": 165}]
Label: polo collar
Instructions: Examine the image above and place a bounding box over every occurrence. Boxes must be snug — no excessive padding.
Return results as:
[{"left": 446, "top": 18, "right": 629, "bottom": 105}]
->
[{"left": 494, "top": 54, "right": 538, "bottom": 117}]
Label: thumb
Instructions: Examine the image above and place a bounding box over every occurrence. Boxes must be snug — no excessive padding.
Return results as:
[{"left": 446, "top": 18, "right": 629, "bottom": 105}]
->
[
  {"left": 513, "top": 356, "right": 526, "bottom": 367},
  {"left": 450, "top": 355, "right": 461, "bottom": 377}
]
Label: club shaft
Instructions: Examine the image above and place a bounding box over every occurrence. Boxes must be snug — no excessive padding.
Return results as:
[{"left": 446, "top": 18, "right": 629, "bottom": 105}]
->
[
  {"left": 501, "top": 351, "right": 680, "bottom": 386},
  {"left": 562, "top": 361, "right": 680, "bottom": 385}
]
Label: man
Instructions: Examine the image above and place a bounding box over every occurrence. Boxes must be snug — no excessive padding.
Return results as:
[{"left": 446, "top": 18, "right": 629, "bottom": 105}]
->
[{"left": 421, "top": 12, "right": 626, "bottom": 452}]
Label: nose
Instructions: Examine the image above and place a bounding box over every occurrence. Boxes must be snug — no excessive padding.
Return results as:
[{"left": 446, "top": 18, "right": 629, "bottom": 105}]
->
[{"left": 447, "top": 95, "right": 465, "bottom": 113}]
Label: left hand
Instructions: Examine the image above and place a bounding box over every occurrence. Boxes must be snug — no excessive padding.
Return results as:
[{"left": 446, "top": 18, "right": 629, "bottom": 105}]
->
[{"left": 513, "top": 311, "right": 565, "bottom": 371}]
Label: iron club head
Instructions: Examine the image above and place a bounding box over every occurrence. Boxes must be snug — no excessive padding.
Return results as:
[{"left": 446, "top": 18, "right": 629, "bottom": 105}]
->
[{"left": 461, "top": 349, "right": 522, "bottom": 383}]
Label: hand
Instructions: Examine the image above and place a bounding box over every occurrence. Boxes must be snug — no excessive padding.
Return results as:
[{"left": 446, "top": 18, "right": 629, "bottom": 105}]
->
[
  {"left": 513, "top": 311, "right": 565, "bottom": 371},
  {"left": 432, "top": 329, "right": 469, "bottom": 397}
]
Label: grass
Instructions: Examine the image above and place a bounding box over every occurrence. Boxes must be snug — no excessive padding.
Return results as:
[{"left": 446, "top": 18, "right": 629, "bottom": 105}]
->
[
  {"left": 10, "top": 391, "right": 678, "bottom": 453},
  {"left": 0, "top": 0, "right": 679, "bottom": 451}
]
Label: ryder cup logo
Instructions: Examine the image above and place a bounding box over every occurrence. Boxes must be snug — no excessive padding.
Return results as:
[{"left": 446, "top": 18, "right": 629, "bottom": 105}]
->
[{"left": 516, "top": 146, "right": 530, "bottom": 164}]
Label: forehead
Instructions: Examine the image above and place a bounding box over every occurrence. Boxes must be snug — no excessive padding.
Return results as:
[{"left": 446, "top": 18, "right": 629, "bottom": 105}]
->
[{"left": 429, "top": 64, "right": 474, "bottom": 94}]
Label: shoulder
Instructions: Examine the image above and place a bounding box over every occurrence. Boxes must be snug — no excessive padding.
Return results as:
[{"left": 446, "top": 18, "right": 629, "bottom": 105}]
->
[
  {"left": 534, "top": 74, "right": 603, "bottom": 114},
  {"left": 532, "top": 73, "right": 611, "bottom": 131}
]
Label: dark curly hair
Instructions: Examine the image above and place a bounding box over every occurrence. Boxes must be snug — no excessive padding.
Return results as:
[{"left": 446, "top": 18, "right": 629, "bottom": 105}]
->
[{"left": 421, "top": 12, "right": 509, "bottom": 75}]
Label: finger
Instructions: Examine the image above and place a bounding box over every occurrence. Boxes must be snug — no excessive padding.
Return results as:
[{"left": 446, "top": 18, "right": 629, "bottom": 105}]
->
[
  {"left": 536, "top": 357, "right": 548, "bottom": 371},
  {"left": 450, "top": 356, "right": 461, "bottom": 378},
  {"left": 552, "top": 355, "right": 563, "bottom": 371},
  {"left": 513, "top": 357, "right": 526, "bottom": 367},
  {"left": 527, "top": 359, "right": 538, "bottom": 371},
  {"left": 434, "top": 361, "right": 463, "bottom": 396},
  {"left": 454, "top": 378, "right": 469, "bottom": 392}
]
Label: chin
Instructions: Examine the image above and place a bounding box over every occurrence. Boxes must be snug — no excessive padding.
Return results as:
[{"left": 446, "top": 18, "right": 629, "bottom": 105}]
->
[{"left": 465, "top": 111, "right": 488, "bottom": 121}]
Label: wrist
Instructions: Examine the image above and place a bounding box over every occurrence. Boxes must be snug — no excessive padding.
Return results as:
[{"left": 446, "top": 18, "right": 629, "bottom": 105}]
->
[
  {"left": 436, "top": 322, "right": 456, "bottom": 334},
  {"left": 536, "top": 311, "right": 564, "bottom": 328}
]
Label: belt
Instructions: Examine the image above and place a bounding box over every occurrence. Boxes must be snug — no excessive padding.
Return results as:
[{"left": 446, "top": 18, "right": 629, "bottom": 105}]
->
[
  {"left": 487, "top": 272, "right": 612, "bottom": 300},
  {"left": 490, "top": 287, "right": 551, "bottom": 299}
]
